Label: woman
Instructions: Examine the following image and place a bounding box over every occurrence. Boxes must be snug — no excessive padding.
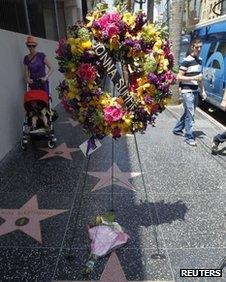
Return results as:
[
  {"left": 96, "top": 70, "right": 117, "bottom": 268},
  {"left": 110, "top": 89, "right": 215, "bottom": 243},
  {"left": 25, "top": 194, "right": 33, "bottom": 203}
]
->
[
  {"left": 24, "top": 36, "right": 53, "bottom": 93},
  {"left": 24, "top": 36, "right": 54, "bottom": 131}
]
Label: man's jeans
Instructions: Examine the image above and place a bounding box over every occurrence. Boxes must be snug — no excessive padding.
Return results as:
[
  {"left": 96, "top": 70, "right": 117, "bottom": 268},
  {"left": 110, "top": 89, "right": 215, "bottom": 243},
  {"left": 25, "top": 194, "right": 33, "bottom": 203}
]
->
[
  {"left": 213, "top": 131, "right": 226, "bottom": 144},
  {"left": 173, "top": 91, "right": 199, "bottom": 141}
]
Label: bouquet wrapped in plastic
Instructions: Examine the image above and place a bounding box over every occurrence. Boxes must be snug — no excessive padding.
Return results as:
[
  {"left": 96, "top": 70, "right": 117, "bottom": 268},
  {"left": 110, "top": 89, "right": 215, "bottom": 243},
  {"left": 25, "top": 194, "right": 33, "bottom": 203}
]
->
[{"left": 84, "top": 214, "right": 130, "bottom": 273}]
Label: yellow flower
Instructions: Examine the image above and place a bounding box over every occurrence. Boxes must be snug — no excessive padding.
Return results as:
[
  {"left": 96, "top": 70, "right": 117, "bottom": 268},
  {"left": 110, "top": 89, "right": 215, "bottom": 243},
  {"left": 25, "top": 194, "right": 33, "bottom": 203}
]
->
[
  {"left": 99, "top": 95, "right": 110, "bottom": 106},
  {"left": 68, "top": 62, "right": 77, "bottom": 73},
  {"left": 143, "top": 24, "right": 156, "bottom": 37},
  {"left": 86, "top": 10, "right": 102, "bottom": 27},
  {"left": 128, "top": 49, "right": 145, "bottom": 59},
  {"left": 81, "top": 40, "right": 92, "bottom": 50},
  {"left": 118, "top": 123, "right": 131, "bottom": 135},
  {"left": 70, "top": 38, "right": 84, "bottom": 55},
  {"left": 144, "top": 105, "right": 151, "bottom": 114},
  {"left": 137, "top": 76, "right": 149, "bottom": 87},
  {"left": 109, "top": 36, "right": 120, "bottom": 51},
  {"left": 133, "top": 121, "right": 144, "bottom": 131},
  {"left": 86, "top": 15, "right": 95, "bottom": 27},
  {"left": 157, "top": 58, "right": 169, "bottom": 73},
  {"left": 163, "top": 97, "right": 170, "bottom": 106},
  {"left": 67, "top": 91, "right": 76, "bottom": 100},
  {"left": 123, "top": 12, "right": 136, "bottom": 28},
  {"left": 91, "top": 28, "right": 102, "bottom": 40},
  {"left": 65, "top": 72, "right": 75, "bottom": 79},
  {"left": 153, "top": 40, "right": 163, "bottom": 52},
  {"left": 67, "top": 37, "right": 75, "bottom": 45},
  {"left": 122, "top": 114, "right": 133, "bottom": 127},
  {"left": 89, "top": 97, "right": 100, "bottom": 107},
  {"left": 146, "top": 84, "right": 156, "bottom": 95}
]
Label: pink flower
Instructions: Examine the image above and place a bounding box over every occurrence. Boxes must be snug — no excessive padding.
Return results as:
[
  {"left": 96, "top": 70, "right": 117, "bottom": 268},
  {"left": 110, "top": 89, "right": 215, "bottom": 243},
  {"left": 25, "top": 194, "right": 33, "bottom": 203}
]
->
[
  {"left": 97, "top": 14, "right": 110, "bottom": 29},
  {"left": 104, "top": 105, "right": 124, "bottom": 123},
  {"left": 108, "top": 12, "right": 121, "bottom": 22},
  {"left": 76, "top": 63, "right": 96, "bottom": 81},
  {"left": 165, "top": 71, "right": 176, "bottom": 83},
  {"left": 105, "top": 24, "right": 120, "bottom": 38},
  {"left": 55, "top": 38, "right": 66, "bottom": 56},
  {"left": 97, "top": 12, "right": 121, "bottom": 31}
]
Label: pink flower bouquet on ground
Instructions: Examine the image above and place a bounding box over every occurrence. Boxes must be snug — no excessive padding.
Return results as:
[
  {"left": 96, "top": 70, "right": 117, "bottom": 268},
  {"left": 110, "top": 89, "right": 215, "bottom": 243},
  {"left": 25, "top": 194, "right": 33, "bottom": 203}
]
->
[{"left": 83, "top": 214, "right": 130, "bottom": 273}]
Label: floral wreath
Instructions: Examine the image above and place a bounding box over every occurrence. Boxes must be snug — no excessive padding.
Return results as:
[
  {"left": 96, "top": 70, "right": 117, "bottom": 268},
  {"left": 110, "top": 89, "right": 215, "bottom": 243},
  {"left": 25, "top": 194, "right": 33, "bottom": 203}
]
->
[{"left": 56, "top": 2, "right": 175, "bottom": 140}]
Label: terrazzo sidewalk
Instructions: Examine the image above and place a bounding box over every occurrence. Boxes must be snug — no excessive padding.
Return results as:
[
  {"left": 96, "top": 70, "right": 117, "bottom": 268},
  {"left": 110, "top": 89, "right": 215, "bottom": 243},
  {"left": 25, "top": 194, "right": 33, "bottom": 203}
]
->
[{"left": 0, "top": 104, "right": 225, "bottom": 282}]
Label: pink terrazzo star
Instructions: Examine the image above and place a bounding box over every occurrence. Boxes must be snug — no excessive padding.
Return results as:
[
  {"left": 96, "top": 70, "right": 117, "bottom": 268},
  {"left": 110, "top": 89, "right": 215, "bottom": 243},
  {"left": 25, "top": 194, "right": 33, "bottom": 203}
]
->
[
  {"left": 100, "top": 252, "right": 127, "bottom": 282},
  {"left": 60, "top": 118, "right": 79, "bottom": 127},
  {"left": 0, "top": 195, "right": 68, "bottom": 243},
  {"left": 39, "top": 142, "right": 79, "bottom": 160},
  {"left": 87, "top": 163, "right": 141, "bottom": 192}
]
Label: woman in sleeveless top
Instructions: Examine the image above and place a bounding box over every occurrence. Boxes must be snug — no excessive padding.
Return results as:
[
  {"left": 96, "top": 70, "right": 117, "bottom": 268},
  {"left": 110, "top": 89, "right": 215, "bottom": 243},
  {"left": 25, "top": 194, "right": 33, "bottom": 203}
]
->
[{"left": 23, "top": 36, "right": 53, "bottom": 94}]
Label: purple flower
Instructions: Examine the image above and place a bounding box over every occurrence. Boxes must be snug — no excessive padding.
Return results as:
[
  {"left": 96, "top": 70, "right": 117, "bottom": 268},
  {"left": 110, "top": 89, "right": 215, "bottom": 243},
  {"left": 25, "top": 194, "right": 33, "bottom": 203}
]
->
[
  {"left": 92, "top": 89, "right": 102, "bottom": 97},
  {"left": 144, "top": 95, "right": 153, "bottom": 105},
  {"left": 148, "top": 73, "right": 158, "bottom": 85},
  {"left": 163, "top": 41, "right": 174, "bottom": 67},
  {"left": 92, "top": 20, "right": 101, "bottom": 29},
  {"left": 134, "top": 41, "right": 142, "bottom": 51},
  {"left": 134, "top": 13, "right": 147, "bottom": 32},
  {"left": 124, "top": 38, "right": 134, "bottom": 47}
]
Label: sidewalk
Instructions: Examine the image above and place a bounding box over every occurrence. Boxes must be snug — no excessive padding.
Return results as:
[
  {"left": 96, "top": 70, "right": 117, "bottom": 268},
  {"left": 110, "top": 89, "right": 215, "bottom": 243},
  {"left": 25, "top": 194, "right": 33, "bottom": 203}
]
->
[{"left": 0, "top": 104, "right": 225, "bottom": 282}]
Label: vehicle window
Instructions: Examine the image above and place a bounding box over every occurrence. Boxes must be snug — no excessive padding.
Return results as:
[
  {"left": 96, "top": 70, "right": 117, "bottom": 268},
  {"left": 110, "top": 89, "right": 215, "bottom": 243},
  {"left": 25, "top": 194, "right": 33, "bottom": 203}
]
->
[
  {"left": 216, "top": 42, "right": 226, "bottom": 57},
  {"left": 206, "top": 41, "right": 218, "bottom": 61},
  {"left": 212, "top": 59, "right": 220, "bottom": 69}
]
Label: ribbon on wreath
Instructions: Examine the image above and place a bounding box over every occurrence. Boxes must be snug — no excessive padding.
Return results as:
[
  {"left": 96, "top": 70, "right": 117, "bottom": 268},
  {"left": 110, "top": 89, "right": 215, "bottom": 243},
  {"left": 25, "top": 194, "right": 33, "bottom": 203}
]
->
[{"left": 86, "top": 135, "right": 97, "bottom": 156}]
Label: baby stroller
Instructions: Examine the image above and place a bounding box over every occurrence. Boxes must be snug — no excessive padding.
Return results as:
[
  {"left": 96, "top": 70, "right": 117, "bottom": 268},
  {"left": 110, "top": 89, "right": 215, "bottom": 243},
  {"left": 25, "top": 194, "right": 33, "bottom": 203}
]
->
[{"left": 21, "top": 79, "right": 57, "bottom": 150}]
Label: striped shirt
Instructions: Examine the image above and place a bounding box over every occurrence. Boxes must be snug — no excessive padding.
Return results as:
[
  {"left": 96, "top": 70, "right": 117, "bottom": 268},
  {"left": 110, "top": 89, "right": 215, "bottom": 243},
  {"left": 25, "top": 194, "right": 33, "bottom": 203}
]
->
[{"left": 180, "top": 55, "right": 202, "bottom": 93}]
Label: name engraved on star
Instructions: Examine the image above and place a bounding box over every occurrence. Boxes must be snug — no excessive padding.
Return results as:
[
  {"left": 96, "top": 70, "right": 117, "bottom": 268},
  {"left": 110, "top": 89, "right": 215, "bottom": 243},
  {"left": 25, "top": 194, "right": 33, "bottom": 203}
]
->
[
  {"left": 93, "top": 42, "right": 136, "bottom": 111},
  {"left": 1, "top": 211, "right": 14, "bottom": 214}
]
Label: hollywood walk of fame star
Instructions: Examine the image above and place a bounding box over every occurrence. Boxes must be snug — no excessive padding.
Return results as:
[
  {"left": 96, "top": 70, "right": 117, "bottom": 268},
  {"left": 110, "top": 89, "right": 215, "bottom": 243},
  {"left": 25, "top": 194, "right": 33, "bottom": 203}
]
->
[
  {"left": 87, "top": 163, "right": 141, "bottom": 192},
  {"left": 0, "top": 195, "right": 68, "bottom": 243},
  {"left": 100, "top": 252, "right": 127, "bottom": 282},
  {"left": 39, "top": 142, "right": 80, "bottom": 160},
  {"left": 59, "top": 118, "right": 79, "bottom": 128}
]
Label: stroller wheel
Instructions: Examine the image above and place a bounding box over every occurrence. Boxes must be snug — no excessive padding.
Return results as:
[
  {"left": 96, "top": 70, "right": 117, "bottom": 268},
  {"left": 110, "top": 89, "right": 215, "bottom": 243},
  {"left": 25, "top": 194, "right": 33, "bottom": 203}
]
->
[
  {"left": 48, "top": 140, "right": 56, "bottom": 149},
  {"left": 21, "top": 140, "right": 27, "bottom": 151}
]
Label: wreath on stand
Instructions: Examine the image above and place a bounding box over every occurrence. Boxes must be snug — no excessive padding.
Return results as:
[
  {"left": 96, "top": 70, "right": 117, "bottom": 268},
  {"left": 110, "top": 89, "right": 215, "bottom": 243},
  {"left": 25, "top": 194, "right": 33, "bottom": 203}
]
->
[{"left": 56, "top": 2, "right": 175, "bottom": 142}]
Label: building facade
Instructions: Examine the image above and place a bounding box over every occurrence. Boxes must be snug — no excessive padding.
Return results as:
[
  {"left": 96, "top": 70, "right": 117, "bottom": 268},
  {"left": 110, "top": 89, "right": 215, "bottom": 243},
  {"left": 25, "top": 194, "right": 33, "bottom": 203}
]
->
[
  {"left": 200, "top": 0, "right": 223, "bottom": 22},
  {"left": 0, "top": 0, "right": 84, "bottom": 41},
  {"left": 182, "top": 0, "right": 226, "bottom": 30}
]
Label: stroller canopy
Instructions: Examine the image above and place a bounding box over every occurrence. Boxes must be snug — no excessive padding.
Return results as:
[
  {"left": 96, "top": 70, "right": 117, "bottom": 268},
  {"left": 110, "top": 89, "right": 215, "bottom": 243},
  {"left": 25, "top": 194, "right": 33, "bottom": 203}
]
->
[{"left": 24, "top": 89, "right": 49, "bottom": 112}]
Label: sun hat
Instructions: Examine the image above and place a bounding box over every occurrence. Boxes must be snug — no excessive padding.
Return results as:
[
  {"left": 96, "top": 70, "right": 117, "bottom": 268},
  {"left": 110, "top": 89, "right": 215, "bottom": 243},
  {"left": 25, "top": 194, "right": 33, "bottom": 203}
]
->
[{"left": 25, "top": 36, "right": 38, "bottom": 46}]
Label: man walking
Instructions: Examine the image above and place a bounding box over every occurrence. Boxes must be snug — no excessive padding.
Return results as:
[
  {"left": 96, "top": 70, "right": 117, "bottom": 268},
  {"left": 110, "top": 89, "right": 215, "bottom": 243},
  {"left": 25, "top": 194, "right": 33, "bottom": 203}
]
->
[{"left": 173, "top": 37, "right": 206, "bottom": 146}]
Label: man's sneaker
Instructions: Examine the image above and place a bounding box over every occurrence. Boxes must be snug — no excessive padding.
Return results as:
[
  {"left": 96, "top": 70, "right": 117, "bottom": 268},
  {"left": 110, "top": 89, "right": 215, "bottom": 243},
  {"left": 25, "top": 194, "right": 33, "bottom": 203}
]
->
[
  {"left": 185, "top": 139, "right": 197, "bottom": 146},
  {"left": 173, "top": 130, "right": 184, "bottom": 136},
  {"left": 211, "top": 140, "right": 219, "bottom": 154}
]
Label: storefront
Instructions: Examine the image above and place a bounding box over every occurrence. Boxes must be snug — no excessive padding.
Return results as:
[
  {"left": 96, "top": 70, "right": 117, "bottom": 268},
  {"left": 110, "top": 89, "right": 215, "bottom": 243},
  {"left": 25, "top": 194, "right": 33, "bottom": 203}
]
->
[{"left": 0, "top": 0, "right": 84, "bottom": 40}]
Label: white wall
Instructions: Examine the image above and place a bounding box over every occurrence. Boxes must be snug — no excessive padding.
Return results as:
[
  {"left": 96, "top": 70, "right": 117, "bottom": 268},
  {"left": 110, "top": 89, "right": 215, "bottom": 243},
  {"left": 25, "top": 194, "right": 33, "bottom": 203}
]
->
[{"left": 0, "top": 29, "right": 64, "bottom": 161}]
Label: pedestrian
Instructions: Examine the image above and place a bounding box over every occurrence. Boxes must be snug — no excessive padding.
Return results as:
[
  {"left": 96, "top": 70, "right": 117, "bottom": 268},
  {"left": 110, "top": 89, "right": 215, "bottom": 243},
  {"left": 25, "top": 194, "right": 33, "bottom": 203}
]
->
[
  {"left": 173, "top": 37, "right": 207, "bottom": 146},
  {"left": 23, "top": 36, "right": 53, "bottom": 93},
  {"left": 211, "top": 91, "right": 226, "bottom": 153},
  {"left": 23, "top": 36, "right": 53, "bottom": 131}
]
